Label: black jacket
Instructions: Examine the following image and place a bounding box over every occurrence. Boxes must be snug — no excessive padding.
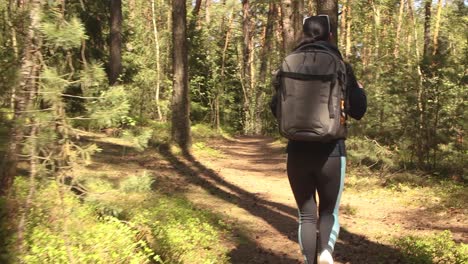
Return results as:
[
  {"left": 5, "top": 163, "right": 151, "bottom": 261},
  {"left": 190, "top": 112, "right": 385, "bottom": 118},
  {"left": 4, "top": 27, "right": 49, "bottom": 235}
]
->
[{"left": 270, "top": 40, "right": 367, "bottom": 156}]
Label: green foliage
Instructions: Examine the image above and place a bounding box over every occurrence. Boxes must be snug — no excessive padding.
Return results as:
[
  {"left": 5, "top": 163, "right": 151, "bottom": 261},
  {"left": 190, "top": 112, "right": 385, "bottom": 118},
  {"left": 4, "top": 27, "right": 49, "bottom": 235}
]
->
[
  {"left": 40, "top": 68, "right": 71, "bottom": 104},
  {"left": 120, "top": 171, "right": 154, "bottom": 193},
  {"left": 88, "top": 86, "right": 131, "bottom": 129},
  {"left": 40, "top": 14, "right": 87, "bottom": 50},
  {"left": 191, "top": 123, "right": 221, "bottom": 140},
  {"left": 80, "top": 63, "right": 108, "bottom": 96},
  {"left": 394, "top": 231, "right": 468, "bottom": 264},
  {"left": 132, "top": 197, "right": 231, "bottom": 264},
  {"left": 0, "top": 197, "right": 13, "bottom": 264},
  {"left": 149, "top": 121, "right": 171, "bottom": 145},
  {"left": 74, "top": 170, "right": 231, "bottom": 264},
  {"left": 13, "top": 180, "right": 157, "bottom": 264},
  {"left": 122, "top": 128, "right": 153, "bottom": 152},
  {"left": 346, "top": 136, "right": 396, "bottom": 171}
]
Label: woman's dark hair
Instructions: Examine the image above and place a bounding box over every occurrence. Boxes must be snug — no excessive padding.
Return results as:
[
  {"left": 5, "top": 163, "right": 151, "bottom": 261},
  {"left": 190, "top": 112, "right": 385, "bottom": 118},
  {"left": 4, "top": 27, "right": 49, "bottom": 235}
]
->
[
  {"left": 302, "top": 15, "right": 331, "bottom": 41},
  {"left": 293, "top": 15, "right": 331, "bottom": 51}
]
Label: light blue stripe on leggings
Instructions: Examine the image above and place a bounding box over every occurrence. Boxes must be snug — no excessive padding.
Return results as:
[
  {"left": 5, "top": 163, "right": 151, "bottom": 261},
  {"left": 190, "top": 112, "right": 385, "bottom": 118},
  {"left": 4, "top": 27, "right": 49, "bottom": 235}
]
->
[
  {"left": 297, "top": 211, "right": 309, "bottom": 264},
  {"left": 328, "top": 156, "right": 346, "bottom": 250}
]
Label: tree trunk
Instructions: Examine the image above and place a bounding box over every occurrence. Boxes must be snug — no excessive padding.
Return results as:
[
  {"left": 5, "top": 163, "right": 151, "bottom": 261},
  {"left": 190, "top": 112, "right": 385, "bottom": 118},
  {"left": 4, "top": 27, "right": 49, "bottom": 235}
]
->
[
  {"left": 6, "top": 0, "right": 19, "bottom": 111},
  {"left": 241, "top": 0, "right": 254, "bottom": 134},
  {"left": 259, "top": 3, "right": 276, "bottom": 85},
  {"left": 316, "top": 0, "right": 338, "bottom": 45},
  {"left": 408, "top": 0, "right": 426, "bottom": 168},
  {"left": 109, "top": 0, "right": 122, "bottom": 85},
  {"left": 255, "top": 2, "right": 276, "bottom": 134},
  {"left": 370, "top": 0, "right": 381, "bottom": 60},
  {"left": 192, "top": 0, "right": 202, "bottom": 16},
  {"left": 171, "top": 0, "right": 191, "bottom": 150},
  {"left": 345, "top": 0, "right": 352, "bottom": 58},
  {"left": 306, "top": 0, "right": 316, "bottom": 14},
  {"left": 280, "top": 0, "right": 295, "bottom": 53},
  {"left": 423, "top": 0, "right": 432, "bottom": 58},
  {"left": 215, "top": 10, "right": 234, "bottom": 130},
  {"left": 432, "top": 0, "right": 443, "bottom": 55},
  {"left": 293, "top": 0, "right": 304, "bottom": 42},
  {"left": 151, "top": 0, "right": 163, "bottom": 121},
  {"left": 394, "top": 0, "right": 405, "bottom": 58},
  {"left": 339, "top": 0, "right": 348, "bottom": 50},
  {"left": 0, "top": 0, "right": 42, "bottom": 196},
  {"left": 205, "top": 0, "right": 211, "bottom": 24}
]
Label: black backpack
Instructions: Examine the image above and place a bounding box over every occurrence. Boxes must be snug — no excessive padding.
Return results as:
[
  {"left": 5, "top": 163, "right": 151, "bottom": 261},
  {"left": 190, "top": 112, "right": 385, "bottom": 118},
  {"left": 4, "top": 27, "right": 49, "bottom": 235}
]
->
[{"left": 275, "top": 43, "right": 348, "bottom": 142}]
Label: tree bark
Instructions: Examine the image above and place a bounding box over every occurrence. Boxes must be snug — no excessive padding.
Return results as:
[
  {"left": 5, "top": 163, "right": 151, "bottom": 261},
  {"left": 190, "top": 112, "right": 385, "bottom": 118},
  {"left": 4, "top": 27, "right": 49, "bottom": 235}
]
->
[
  {"left": 293, "top": 0, "right": 304, "bottom": 42},
  {"left": 423, "top": 0, "right": 432, "bottom": 58},
  {"left": 205, "top": 0, "right": 211, "bottom": 24},
  {"left": 432, "top": 0, "right": 443, "bottom": 55},
  {"left": 6, "top": 0, "right": 19, "bottom": 111},
  {"left": 171, "top": 0, "right": 191, "bottom": 150},
  {"left": 394, "top": 0, "right": 405, "bottom": 58},
  {"left": 255, "top": 2, "right": 277, "bottom": 134},
  {"left": 109, "top": 0, "right": 122, "bottom": 85},
  {"left": 306, "top": 0, "right": 316, "bottom": 14},
  {"left": 241, "top": 0, "right": 254, "bottom": 134},
  {"left": 316, "top": 0, "right": 338, "bottom": 45},
  {"left": 280, "top": 0, "right": 295, "bottom": 53},
  {"left": 370, "top": 0, "right": 381, "bottom": 60},
  {"left": 345, "top": 0, "right": 352, "bottom": 58},
  {"left": 259, "top": 3, "right": 276, "bottom": 85},
  {"left": 339, "top": 0, "right": 347, "bottom": 49},
  {"left": 151, "top": 0, "right": 163, "bottom": 121},
  {"left": 0, "top": 0, "right": 42, "bottom": 196},
  {"left": 408, "top": 0, "right": 426, "bottom": 168},
  {"left": 192, "top": 0, "right": 202, "bottom": 16},
  {"left": 215, "top": 9, "right": 234, "bottom": 130}
]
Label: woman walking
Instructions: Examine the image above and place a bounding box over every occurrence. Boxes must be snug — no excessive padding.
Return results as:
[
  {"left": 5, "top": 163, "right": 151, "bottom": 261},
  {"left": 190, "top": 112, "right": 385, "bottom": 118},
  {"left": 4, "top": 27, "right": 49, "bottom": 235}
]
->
[{"left": 271, "top": 15, "right": 367, "bottom": 264}]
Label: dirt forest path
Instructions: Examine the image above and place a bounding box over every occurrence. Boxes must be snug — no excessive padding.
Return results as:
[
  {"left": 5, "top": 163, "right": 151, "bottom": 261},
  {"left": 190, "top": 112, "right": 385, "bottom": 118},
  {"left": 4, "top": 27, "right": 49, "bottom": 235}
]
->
[{"left": 156, "top": 136, "right": 466, "bottom": 264}]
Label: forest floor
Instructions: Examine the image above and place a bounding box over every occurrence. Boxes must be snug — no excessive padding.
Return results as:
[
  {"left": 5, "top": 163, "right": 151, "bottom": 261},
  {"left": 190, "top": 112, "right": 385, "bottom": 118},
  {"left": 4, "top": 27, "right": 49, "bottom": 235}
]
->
[{"left": 81, "top": 135, "right": 467, "bottom": 263}]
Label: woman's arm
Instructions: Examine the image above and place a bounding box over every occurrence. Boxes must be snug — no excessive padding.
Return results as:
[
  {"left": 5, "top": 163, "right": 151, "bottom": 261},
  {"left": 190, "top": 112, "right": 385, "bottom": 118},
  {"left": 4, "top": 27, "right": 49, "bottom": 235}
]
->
[
  {"left": 345, "top": 63, "right": 367, "bottom": 120},
  {"left": 270, "top": 71, "right": 281, "bottom": 118}
]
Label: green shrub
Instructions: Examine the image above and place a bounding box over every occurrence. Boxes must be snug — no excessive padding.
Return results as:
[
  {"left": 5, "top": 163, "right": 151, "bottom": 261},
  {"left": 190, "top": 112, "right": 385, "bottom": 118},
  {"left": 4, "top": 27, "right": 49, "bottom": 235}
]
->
[
  {"left": 120, "top": 171, "right": 155, "bottom": 193},
  {"left": 341, "top": 203, "right": 358, "bottom": 216},
  {"left": 14, "top": 180, "right": 157, "bottom": 264},
  {"left": 149, "top": 121, "right": 171, "bottom": 144},
  {"left": 394, "top": 230, "right": 468, "bottom": 264},
  {"left": 346, "top": 136, "right": 397, "bottom": 171},
  {"left": 192, "top": 142, "right": 223, "bottom": 158},
  {"left": 191, "top": 123, "right": 220, "bottom": 141},
  {"left": 132, "top": 197, "right": 231, "bottom": 264}
]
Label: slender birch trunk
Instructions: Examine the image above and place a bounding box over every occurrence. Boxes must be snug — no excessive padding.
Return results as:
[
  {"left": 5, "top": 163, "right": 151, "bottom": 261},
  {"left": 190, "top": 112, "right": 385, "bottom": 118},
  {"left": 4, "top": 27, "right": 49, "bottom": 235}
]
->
[
  {"left": 241, "top": 0, "right": 254, "bottom": 134},
  {"left": 214, "top": 10, "right": 234, "bottom": 130},
  {"left": 6, "top": 0, "right": 19, "bottom": 111},
  {"left": 151, "top": 0, "right": 162, "bottom": 121},
  {"left": 408, "top": 0, "right": 426, "bottom": 168}
]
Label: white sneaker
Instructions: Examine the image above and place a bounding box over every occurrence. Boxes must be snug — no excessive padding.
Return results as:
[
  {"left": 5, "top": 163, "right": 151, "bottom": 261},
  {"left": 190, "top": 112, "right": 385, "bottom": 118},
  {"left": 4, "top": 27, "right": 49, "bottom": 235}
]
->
[{"left": 318, "top": 249, "right": 334, "bottom": 264}]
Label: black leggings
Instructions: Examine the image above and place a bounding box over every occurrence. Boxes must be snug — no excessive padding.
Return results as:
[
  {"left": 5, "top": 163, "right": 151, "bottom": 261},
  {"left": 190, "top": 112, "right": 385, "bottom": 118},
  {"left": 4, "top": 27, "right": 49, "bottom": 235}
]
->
[{"left": 287, "top": 151, "right": 345, "bottom": 264}]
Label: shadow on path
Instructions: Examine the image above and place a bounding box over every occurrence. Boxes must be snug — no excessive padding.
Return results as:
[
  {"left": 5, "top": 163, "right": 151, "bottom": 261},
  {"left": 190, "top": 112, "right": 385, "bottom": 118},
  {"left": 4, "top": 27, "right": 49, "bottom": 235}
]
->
[{"left": 157, "top": 141, "right": 407, "bottom": 264}]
